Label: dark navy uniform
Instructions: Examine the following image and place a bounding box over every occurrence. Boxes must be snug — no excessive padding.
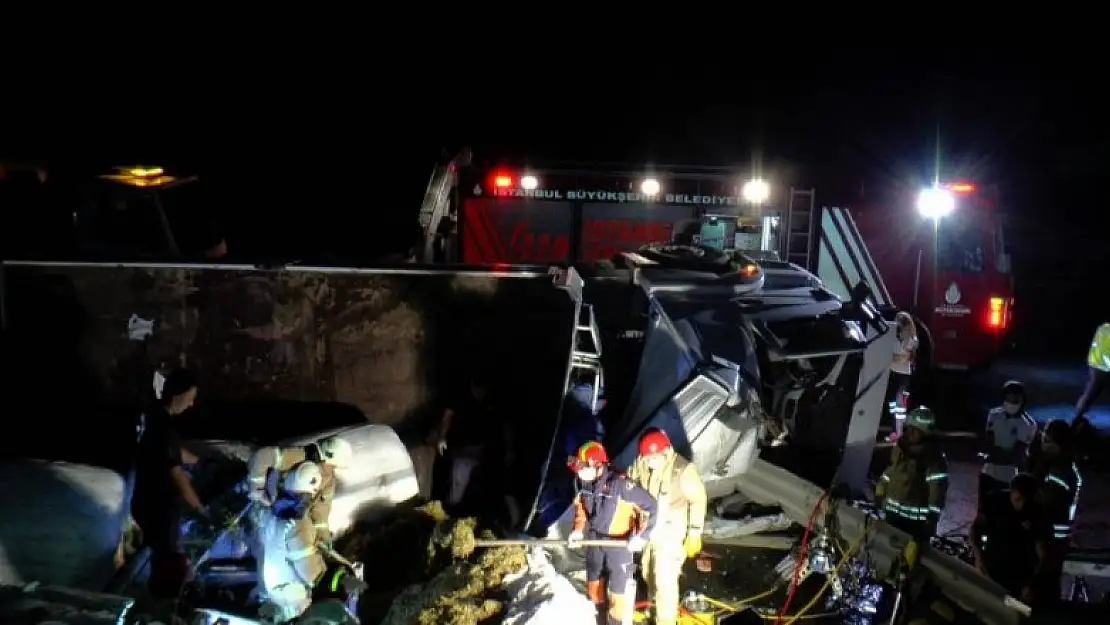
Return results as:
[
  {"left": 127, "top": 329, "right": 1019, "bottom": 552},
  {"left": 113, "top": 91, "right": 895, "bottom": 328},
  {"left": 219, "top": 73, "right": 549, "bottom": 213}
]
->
[{"left": 572, "top": 470, "right": 657, "bottom": 625}]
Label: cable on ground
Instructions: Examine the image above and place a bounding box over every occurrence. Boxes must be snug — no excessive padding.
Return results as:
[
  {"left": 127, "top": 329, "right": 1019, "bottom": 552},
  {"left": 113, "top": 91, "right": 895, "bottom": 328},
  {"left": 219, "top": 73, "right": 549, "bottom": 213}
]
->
[{"left": 778, "top": 489, "right": 829, "bottom": 619}]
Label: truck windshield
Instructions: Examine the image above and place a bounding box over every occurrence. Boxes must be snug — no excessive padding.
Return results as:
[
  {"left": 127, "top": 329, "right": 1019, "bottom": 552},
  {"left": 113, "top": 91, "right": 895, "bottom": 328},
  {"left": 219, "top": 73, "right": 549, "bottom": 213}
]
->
[{"left": 935, "top": 210, "right": 985, "bottom": 273}]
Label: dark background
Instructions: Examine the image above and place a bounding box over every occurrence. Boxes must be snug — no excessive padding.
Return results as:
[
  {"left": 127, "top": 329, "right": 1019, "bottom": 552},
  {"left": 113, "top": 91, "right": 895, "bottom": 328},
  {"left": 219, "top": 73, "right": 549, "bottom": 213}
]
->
[{"left": 4, "top": 51, "right": 1106, "bottom": 360}]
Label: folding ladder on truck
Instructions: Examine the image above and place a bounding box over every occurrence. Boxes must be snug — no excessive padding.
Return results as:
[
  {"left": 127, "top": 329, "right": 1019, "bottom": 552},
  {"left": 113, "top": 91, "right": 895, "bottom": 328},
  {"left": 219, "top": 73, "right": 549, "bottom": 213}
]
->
[
  {"left": 784, "top": 187, "right": 893, "bottom": 310},
  {"left": 417, "top": 149, "right": 471, "bottom": 263},
  {"left": 784, "top": 187, "right": 816, "bottom": 268}
]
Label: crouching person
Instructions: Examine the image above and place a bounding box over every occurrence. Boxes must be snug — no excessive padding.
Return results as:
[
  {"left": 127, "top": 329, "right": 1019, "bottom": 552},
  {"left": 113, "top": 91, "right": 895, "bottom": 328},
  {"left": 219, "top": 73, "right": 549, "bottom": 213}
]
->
[
  {"left": 256, "top": 462, "right": 365, "bottom": 623},
  {"left": 566, "top": 441, "right": 657, "bottom": 625},
  {"left": 628, "top": 429, "right": 707, "bottom": 625},
  {"left": 247, "top": 435, "right": 353, "bottom": 545}
]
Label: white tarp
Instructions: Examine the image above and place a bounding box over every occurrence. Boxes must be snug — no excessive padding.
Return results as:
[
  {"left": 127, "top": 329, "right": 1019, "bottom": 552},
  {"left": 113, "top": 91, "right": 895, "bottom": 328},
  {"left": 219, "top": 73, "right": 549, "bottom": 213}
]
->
[
  {"left": 0, "top": 460, "right": 130, "bottom": 590},
  {"left": 501, "top": 548, "right": 597, "bottom": 625}
]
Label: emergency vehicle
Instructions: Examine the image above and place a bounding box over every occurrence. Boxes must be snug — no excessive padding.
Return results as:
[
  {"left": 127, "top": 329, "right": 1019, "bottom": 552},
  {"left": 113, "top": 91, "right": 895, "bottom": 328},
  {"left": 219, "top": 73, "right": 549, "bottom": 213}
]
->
[{"left": 417, "top": 157, "right": 1014, "bottom": 370}]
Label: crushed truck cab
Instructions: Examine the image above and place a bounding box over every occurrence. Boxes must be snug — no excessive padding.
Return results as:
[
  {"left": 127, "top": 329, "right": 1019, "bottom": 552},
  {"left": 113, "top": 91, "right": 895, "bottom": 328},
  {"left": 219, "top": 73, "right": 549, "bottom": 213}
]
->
[{"left": 576, "top": 247, "right": 895, "bottom": 497}]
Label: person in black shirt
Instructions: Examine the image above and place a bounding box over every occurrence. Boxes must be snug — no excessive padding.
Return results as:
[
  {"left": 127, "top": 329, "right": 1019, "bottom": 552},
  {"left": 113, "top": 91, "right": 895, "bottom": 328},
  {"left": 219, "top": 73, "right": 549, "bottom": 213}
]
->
[
  {"left": 969, "top": 473, "right": 1051, "bottom": 603},
  {"left": 433, "top": 374, "right": 511, "bottom": 511},
  {"left": 132, "top": 369, "right": 208, "bottom": 598}
]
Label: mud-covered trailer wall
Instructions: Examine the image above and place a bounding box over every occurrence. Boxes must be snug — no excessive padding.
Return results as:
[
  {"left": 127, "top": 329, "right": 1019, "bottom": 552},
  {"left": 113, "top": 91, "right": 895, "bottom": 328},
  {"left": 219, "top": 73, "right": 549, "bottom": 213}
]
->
[{"left": 2, "top": 262, "right": 578, "bottom": 502}]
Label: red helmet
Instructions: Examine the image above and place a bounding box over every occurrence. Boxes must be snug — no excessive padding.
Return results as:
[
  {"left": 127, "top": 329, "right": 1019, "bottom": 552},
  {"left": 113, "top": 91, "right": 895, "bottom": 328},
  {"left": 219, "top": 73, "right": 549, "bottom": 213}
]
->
[
  {"left": 639, "top": 428, "right": 671, "bottom": 456},
  {"left": 567, "top": 441, "right": 608, "bottom": 472}
]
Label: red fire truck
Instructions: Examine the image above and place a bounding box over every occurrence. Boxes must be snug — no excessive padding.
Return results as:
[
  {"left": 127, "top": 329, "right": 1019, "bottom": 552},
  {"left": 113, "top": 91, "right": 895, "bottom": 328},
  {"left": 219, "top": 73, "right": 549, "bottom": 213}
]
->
[{"left": 419, "top": 161, "right": 1013, "bottom": 370}]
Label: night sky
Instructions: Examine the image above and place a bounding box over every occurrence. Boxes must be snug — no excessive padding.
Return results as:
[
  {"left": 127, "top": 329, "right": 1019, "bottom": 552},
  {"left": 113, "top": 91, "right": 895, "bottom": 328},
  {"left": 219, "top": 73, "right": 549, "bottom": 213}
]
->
[{"left": 4, "top": 50, "right": 1106, "bottom": 353}]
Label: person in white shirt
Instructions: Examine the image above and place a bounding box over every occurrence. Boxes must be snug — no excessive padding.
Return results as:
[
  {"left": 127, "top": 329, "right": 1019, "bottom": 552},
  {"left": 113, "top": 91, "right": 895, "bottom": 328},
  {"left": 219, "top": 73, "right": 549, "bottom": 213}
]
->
[
  {"left": 980, "top": 380, "right": 1039, "bottom": 507},
  {"left": 886, "top": 312, "right": 919, "bottom": 442}
]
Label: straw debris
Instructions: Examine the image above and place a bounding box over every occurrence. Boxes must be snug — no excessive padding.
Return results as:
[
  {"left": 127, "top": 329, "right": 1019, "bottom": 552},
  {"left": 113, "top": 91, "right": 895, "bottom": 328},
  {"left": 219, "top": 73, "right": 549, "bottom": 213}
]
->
[{"left": 337, "top": 500, "right": 526, "bottom": 625}]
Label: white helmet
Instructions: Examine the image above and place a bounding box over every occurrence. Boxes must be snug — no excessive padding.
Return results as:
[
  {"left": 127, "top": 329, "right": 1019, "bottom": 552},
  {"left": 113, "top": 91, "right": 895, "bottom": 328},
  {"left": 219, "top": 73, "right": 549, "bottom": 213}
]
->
[
  {"left": 316, "top": 436, "right": 353, "bottom": 468},
  {"left": 283, "top": 461, "right": 324, "bottom": 495}
]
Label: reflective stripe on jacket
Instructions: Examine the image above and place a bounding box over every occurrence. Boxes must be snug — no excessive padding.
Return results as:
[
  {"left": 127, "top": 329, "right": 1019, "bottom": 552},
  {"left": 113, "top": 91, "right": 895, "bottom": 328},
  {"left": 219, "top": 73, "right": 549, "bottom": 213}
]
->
[
  {"left": 876, "top": 441, "right": 948, "bottom": 522},
  {"left": 310, "top": 474, "right": 335, "bottom": 541},
  {"left": 1038, "top": 460, "right": 1081, "bottom": 542},
  {"left": 572, "top": 470, "right": 658, "bottom": 540},
  {"left": 628, "top": 450, "right": 707, "bottom": 540},
  {"left": 1088, "top": 322, "right": 1110, "bottom": 372}
]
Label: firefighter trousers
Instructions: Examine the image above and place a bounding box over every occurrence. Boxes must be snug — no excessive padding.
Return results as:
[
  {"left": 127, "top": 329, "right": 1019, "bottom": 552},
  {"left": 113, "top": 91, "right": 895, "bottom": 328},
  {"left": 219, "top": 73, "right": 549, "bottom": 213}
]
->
[
  {"left": 641, "top": 540, "right": 686, "bottom": 625},
  {"left": 585, "top": 546, "right": 635, "bottom": 625},
  {"left": 886, "top": 512, "right": 933, "bottom": 543}
]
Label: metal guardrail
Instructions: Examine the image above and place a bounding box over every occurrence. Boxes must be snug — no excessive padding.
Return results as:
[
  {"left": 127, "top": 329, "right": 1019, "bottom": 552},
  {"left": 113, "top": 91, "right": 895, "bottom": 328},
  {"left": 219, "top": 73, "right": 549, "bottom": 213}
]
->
[{"left": 735, "top": 458, "right": 1028, "bottom": 625}]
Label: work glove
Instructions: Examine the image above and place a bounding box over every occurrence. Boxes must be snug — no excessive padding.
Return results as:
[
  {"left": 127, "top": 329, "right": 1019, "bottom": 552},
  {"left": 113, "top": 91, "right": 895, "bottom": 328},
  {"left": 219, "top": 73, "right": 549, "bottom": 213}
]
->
[
  {"left": 340, "top": 573, "right": 368, "bottom": 596},
  {"left": 626, "top": 535, "right": 647, "bottom": 553},
  {"left": 683, "top": 533, "right": 703, "bottom": 558},
  {"left": 567, "top": 530, "right": 585, "bottom": 548}
]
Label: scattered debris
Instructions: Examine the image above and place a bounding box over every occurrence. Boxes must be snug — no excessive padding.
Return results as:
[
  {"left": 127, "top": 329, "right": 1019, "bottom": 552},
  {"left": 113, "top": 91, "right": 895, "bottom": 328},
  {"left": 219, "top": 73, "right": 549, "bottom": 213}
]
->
[{"left": 339, "top": 500, "right": 527, "bottom": 625}]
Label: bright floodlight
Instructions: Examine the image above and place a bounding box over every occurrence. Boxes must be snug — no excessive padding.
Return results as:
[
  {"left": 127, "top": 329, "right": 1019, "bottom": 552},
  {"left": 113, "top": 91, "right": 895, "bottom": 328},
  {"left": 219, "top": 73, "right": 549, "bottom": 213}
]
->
[
  {"left": 641, "top": 178, "right": 661, "bottom": 196},
  {"left": 741, "top": 178, "right": 770, "bottom": 204},
  {"left": 520, "top": 175, "right": 538, "bottom": 190},
  {"left": 916, "top": 187, "right": 955, "bottom": 219}
]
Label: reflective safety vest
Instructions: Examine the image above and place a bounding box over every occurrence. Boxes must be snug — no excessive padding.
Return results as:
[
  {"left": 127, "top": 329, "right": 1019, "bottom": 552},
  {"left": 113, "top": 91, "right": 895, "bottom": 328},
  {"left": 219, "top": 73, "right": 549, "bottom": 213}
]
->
[
  {"left": 876, "top": 442, "right": 949, "bottom": 522},
  {"left": 1039, "top": 460, "right": 1082, "bottom": 542},
  {"left": 1088, "top": 323, "right": 1110, "bottom": 372}
]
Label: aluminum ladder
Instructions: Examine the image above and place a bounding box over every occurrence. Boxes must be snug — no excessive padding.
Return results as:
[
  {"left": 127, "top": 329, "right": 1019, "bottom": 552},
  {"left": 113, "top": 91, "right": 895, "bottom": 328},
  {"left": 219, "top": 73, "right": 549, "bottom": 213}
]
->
[
  {"left": 785, "top": 187, "right": 816, "bottom": 269},
  {"left": 416, "top": 149, "right": 471, "bottom": 263},
  {"left": 571, "top": 304, "right": 604, "bottom": 412}
]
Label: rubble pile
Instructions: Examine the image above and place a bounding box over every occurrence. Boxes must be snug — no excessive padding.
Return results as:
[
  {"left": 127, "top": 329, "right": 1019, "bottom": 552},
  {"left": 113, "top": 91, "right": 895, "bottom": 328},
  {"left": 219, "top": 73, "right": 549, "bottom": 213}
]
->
[{"left": 338, "top": 500, "right": 527, "bottom": 625}]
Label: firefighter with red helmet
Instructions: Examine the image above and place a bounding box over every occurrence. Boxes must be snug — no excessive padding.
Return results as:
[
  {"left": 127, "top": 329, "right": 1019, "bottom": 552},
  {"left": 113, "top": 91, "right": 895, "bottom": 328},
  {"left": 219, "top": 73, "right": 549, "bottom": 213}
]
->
[
  {"left": 627, "top": 428, "right": 707, "bottom": 625},
  {"left": 567, "top": 441, "right": 658, "bottom": 625}
]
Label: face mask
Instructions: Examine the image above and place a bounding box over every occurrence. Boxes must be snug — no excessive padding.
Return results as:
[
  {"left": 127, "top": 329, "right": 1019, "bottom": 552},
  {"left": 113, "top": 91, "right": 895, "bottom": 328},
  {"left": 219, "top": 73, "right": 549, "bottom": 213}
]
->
[
  {"left": 576, "top": 467, "right": 598, "bottom": 482},
  {"left": 1003, "top": 402, "right": 1021, "bottom": 415},
  {"left": 644, "top": 456, "right": 666, "bottom": 471}
]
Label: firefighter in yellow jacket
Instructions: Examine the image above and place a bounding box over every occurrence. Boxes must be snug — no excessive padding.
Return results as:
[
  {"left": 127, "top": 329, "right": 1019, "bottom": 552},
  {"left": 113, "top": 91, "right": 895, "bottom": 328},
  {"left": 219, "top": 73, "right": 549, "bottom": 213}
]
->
[
  {"left": 875, "top": 407, "right": 949, "bottom": 539},
  {"left": 1074, "top": 322, "right": 1109, "bottom": 422},
  {"left": 256, "top": 462, "right": 365, "bottom": 622},
  {"left": 247, "top": 436, "right": 353, "bottom": 546},
  {"left": 628, "top": 428, "right": 708, "bottom": 625}
]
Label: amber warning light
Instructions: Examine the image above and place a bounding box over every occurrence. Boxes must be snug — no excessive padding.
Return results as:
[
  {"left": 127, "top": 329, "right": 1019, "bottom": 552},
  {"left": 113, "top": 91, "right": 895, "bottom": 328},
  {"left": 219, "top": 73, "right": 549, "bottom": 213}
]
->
[
  {"left": 986, "top": 296, "right": 1009, "bottom": 330},
  {"left": 99, "top": 165, "right": 177, "bottom": 188}
]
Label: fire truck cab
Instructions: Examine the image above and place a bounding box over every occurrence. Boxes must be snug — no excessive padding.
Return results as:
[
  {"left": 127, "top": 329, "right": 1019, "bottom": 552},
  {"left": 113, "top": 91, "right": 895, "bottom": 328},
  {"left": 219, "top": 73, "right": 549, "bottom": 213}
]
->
[{"left": 418, "top": 158, "right": 1012, "bottom": 370}]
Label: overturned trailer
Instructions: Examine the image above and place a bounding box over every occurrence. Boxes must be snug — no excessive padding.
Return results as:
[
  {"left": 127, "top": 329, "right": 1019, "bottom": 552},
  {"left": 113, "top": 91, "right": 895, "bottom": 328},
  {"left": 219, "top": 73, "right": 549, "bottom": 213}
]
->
[{"left": 0, "top": 260, "right": 595, "bottom": 506}]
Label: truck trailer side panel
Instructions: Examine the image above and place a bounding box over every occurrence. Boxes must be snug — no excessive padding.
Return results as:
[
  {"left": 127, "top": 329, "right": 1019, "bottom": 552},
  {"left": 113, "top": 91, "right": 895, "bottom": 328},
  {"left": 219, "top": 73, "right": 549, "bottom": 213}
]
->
[{"left": 2, "top": 262, "right": 580, "bottom": 511}]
